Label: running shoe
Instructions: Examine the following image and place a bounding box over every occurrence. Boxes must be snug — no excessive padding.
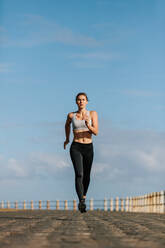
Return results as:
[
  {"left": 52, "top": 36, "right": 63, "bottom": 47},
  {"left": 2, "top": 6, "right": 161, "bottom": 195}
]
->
[{"left": 78, "top": 199, "right": 86, "bottom": 213}]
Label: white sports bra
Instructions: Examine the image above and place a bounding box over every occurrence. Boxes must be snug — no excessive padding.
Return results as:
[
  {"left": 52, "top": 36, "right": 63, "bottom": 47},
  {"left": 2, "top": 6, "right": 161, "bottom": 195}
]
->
[{"left": 72, "top": 110, "right": 92, "bottom": 131}]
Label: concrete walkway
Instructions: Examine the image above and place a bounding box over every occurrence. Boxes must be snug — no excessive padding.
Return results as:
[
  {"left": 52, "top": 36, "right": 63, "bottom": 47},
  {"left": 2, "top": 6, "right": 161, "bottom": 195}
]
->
[{"left": 0, "top": 210, "right": 165, "bottom": 248}]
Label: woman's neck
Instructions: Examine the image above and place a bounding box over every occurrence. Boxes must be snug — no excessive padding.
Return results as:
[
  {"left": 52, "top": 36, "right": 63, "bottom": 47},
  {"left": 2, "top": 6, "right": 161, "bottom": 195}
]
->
[{"left": 77, "top": 108, "right": 87, "bottom": 114}]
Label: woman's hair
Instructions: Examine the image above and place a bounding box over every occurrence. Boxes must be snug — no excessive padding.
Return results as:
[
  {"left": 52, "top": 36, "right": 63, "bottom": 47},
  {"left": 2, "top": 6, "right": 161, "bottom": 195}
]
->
[{"left": 75, "top": 92, "right": 89, "bottom": 102}]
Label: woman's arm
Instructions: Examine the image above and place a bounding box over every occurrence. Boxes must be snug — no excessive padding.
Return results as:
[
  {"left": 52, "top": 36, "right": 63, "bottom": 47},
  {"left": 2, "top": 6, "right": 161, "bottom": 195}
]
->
[
  {"left": 64, "top": 113, "right": 72, "bottom": 149},
  {"left": 85, "top": 111, "right": 98, "bottom": 136}
]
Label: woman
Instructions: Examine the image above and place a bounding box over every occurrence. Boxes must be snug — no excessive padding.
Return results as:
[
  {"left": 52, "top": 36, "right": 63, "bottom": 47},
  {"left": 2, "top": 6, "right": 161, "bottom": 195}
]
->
[{"left": 64, "top": 92, "right": 98, "bottom": 213}]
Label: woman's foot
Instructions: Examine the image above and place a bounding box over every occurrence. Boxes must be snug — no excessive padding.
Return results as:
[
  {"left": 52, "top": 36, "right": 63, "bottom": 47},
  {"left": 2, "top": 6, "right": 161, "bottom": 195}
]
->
[{"left": 78, "top": 199, "right": 86, "bottom": 213}]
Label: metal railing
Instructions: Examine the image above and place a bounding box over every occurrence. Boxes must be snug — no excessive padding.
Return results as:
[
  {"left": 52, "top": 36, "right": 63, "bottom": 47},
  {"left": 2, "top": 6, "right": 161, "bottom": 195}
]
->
[{"left": 0, "top": 190, "right": 165, "bottom": 213}]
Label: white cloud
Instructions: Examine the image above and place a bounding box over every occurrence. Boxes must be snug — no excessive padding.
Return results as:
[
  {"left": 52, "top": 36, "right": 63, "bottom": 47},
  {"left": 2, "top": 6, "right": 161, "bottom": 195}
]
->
[
  {"left": 91, "top": 22, "right": 114, "bottom": 29},
  {"left": 0, "top": 26, "right": 7, "bottom": 32},
  {"left": 0, "top": 121, "right": 62, "bottom": 129},
  {"left": 0, "top": 154, "right": 4, "bottom": 161},
  {"left": 0, "top": 26, "right": 8, "bottom": 46},
  {"left": 0, "top": 63, "right": 12, "bottom": 73},
  {"left": 153, "top": 105, "right": 165, "bottom": 111},
  {"left": 7, "top": 158, "right": 27, "bottom": 177},
  {"left": 96, "top": 0, "right": 128, "bottom": 8},
  {"left": 92, "top": 123, "right": 165, "bottom": 186},
  {"left": 0, "top": 156, "right": 28, "bottom": 179},
  {"left": 70, "top": 51, "right": 121, "bottom": 68},
  {"left": 0, "top": 151, "right": 70, "bottom": 181},
  {"left": 70, "top": 52, "right": 119, "bottom": 61},
  {"left": 30, "top": 152, "right": 70, "bottom": 170},
  {"left": 122, "top": 89, "right": 164, "bottom": 97},
  {"left": 72, "top": 61, "right": 105, "bottom": 69},
  {"left": 1, "top": 14, "right": 100, "bottom": 48}
]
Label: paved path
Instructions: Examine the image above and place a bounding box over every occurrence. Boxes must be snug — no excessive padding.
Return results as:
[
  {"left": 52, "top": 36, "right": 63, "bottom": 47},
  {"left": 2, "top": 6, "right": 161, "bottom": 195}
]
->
[{"left": 0, "top": 210, "right": 165, "bottom": 248}]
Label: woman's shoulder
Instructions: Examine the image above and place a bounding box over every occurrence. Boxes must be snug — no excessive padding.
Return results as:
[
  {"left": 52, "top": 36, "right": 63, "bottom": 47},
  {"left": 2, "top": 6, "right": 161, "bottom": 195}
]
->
[
  {"left": 89, "top": 110, "right": 98, "bottom": 120},
  {"left": 89, "top": 110, "right": 98, "bottom": 115},
  {"left": 67, "top": 112, "right": 76, "bottom": 120}
]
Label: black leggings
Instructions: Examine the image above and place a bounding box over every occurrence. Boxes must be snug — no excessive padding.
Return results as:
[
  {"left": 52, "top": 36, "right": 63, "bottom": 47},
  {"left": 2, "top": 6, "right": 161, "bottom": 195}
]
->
[{"left": 70, "top": 141, "right": 94, "bottom": 201}]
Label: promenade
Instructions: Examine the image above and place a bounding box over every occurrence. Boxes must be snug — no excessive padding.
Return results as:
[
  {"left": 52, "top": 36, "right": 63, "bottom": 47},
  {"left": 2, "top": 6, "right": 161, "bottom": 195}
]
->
[{"left": 0, "top": 210, "right": 165, "bottom": 248}]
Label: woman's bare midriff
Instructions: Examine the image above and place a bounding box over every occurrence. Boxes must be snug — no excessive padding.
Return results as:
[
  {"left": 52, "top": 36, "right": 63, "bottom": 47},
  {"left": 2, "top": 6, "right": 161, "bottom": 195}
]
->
[{"left": 73, "top": 130, "right": 92, "bottom": 144}]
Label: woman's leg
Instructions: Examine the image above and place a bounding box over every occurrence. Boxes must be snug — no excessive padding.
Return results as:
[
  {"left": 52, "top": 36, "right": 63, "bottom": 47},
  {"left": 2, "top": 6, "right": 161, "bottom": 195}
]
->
[
  {"left": 83, "top": 145, "right": 94, "bottom": 197},
  {"left": 70, "top": 144, "right": 84, "bottom": 201}
]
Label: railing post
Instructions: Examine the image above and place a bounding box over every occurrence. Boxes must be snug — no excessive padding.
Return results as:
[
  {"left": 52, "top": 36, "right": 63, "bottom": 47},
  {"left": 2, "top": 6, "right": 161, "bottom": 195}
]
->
[
  {"left": 132, "top": 197, "right": 134, "bottom": 212},
  {"left": 150, "top": 193, "right": 152, "bottom": 213},
  {"left": 64, "top": 200, "right": 68, "bottom": 210},
  {"left": 135, "top": 196, "right": 138, "bottom": 212},
  {"left": 140, "top": 195, "right": 144, "bottom": 212},
  {"left": 104, "top": 198, "right": 107, "bottom": 211},
  {"left": 73, "top": 200, "right": 77, "bottom": 210},
  {"left": 31, "top": 200, "right": 34, "bottom": 210},
  {"left": 141, "top": 195, "right": 143, "bottom": 212},
  {"left": 156, "top": 192, "right": 159, "bottom": 213},
  {"left": 160, "top": 190, "right": 165, "bottom": 213},
  {"left": 146, "top": 194, "right": 148, "bottom": 213},
  {"left": 128, "top": 197, "right": 130, "bottom": 212},
  {"left": 23, "top": 200, "right": 26, "bottom": 210},
  {"left": 39, "top": 200, "right": 42, "bottom": 210},
  {"left": 15, "top": 201, "right": 18, "bottom": 209},
  {"left": 141, "top": 196, "right": 144, "bottom": 212},
  {"left": 131, "top": 197, "right": 133, "bottom": 212},
  {"left": 110, "top": 198, "right": 113, "bottom": 211},
  {"left": 153, "top": 192, "right": 157, "bottom": 213},
  {"left": 134, "top": 196, "right": 136, "bottom": 212},
  {"left": 144, "top": 194, "right": 147, "bottom": 212},
  {"left": 158, "top": 192, "right": 161, "bottom": 213},
  {"left": 121, "top": 198, "right": 124, "bottom": 212},
  {"left": 7, "top": 201, "right": 10, "bottom": 209},
  {"left": 56, "top": 200, "right": 59, "bottom": 210},
  {"left": 135, "top": 196, "right": 137, "bottom": 212},
  {"left": 136, "top": 196, "right": 139, "bottom": 212},
  {"left": 147, "top": 194, "right": 150, "bottom": 213},
  {"left": 115, "top": 197, "right": 119, "bottom": 211},
  {"left": 125, "top": 197, "right": 129, "bottom": 212},
  {"left": 139, "top": 196, "right": 141, "bottom": 212},
  {"left": 47, "top": 200, "right": 50, "bottom": 210},
  {"left": 1, "top": 200, "right": 4, "bottom": 209},
  {"left": 90, "top": 198, "right": 93, "bottom": 211},
  {"left": 151, "top": 192, "right": 154, "bottom": 213},
  {"left": 148, "top": 193, "right": 151, "bottom": 213},
  {"left": 128, "top": 197, "right": 132, "bottom": 212},
  {"left": 138, "top": 196, "right": 141, "bottom": 212},
  {"left": 136, "top": 196, "right": 138, "bottom": 212}
]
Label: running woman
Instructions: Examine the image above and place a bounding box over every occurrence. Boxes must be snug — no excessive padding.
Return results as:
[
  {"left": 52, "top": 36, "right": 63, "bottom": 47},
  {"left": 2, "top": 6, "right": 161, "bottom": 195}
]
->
[{"left": 64, "top": 92, "right": 98, "bottom": 213}]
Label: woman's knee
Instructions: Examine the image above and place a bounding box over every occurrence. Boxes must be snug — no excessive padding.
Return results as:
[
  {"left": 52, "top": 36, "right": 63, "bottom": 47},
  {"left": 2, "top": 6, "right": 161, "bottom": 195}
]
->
[{"left": 75, "top": 173, "right": 83, "bottom": 180}]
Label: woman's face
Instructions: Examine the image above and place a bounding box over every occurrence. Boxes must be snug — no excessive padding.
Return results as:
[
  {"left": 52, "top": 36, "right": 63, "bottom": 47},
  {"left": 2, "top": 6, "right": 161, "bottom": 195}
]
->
[{"left": 76, "top": 95, "right": 88, "bottom": 109}]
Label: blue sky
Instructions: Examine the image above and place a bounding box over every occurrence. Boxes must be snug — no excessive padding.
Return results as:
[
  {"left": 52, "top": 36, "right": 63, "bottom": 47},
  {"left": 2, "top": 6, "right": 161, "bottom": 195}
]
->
[{"left": 0, "top": 0, "right": 165, "bottom": 202}]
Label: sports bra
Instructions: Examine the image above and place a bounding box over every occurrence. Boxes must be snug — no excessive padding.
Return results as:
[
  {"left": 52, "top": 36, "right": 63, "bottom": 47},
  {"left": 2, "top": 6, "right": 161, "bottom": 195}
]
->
[{"left": 72, "top": 110, "right": 92, "bottom": 131}]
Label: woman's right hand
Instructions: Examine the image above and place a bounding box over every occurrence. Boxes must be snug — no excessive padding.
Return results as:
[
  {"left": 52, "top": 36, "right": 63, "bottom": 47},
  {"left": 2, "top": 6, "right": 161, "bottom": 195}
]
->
[{"left": 64, "top": 140, "right": 69, "bottom": 149}]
